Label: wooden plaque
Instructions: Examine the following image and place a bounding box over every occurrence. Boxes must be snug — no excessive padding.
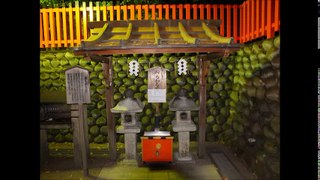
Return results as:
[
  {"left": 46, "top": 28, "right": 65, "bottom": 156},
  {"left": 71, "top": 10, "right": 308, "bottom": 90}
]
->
[
  {"left": 65, "top": 67, "right": 91, "bottom": 104},
  {"left": 147, "top": 67, "right": 167, "bottom": 103}
]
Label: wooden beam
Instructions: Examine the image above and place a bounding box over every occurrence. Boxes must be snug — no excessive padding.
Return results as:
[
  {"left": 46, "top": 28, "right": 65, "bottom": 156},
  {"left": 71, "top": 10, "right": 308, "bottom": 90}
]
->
[
  {"left": 74, "top": 46, "right": 241, "bottom": 56},
  {"left": 102, "top": 58, "right": 117, "bottom": 161},
  {"left": 197, "top": 54, "right": 210, "bottom": 158}
]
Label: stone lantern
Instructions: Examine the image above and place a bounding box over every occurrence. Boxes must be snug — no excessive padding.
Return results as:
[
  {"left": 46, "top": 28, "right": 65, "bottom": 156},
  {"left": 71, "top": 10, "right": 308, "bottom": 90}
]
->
[
  {"left": 169, "top": 88, "right": 199, "bottom": 162},
  {"left": 111, "top": 89, "right": 144, "bottom": 161}
]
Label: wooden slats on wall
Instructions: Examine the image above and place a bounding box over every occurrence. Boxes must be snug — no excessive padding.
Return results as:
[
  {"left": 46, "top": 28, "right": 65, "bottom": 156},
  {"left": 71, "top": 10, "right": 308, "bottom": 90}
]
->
[{"left": 40, "top": 0, "right": 280, "bottom": 48}]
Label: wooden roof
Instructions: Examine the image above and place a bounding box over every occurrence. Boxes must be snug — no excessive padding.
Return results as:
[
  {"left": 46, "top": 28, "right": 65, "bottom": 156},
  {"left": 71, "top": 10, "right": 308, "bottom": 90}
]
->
[{"left": 73, "top": 20, "right": 242, "bottom": 56}]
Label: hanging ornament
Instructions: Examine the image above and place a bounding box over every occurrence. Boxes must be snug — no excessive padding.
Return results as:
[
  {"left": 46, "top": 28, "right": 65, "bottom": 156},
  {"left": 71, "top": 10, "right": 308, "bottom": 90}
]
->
[
  {"left": 177, "top": 58, "right": 187, "bottom": 75},
  {"left": 129, "top": 60, "right": 139, "bottom": 76}
]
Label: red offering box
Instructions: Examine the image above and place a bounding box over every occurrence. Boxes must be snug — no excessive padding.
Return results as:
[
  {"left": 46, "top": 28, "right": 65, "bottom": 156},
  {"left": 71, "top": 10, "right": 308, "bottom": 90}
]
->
[{"left": 141, "top": 136, "right": 173, "bottom": 163}]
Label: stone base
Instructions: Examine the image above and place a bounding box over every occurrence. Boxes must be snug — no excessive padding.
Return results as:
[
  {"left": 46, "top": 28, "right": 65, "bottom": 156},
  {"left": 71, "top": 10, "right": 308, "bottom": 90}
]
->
[
  {"left": 174, "top": 152, "right": 196, "bottom": 164},
  {"left": 118, "top": 158, "right": 139, "bottom": 166}
]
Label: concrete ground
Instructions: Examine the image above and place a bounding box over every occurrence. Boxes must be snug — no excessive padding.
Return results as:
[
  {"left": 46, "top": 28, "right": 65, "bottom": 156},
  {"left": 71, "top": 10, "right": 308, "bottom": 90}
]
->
[{"left": 40, "top": 142, "right": 256, "bottom": 180}]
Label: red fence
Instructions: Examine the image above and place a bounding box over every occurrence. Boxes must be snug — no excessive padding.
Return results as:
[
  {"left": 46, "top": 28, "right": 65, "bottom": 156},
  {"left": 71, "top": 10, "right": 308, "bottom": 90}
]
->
[{"left": 40, "top": 0, "right": 280, "bottom": 48}]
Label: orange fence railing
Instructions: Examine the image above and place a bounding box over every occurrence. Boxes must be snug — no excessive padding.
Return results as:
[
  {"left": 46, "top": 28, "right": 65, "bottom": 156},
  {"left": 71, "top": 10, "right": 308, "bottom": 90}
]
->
[
  {"left": 240, "top": 0, "right": 280, "bottom": 43},
  {"left": 40, "top": 0, "right": 280, "bottom": 48}
]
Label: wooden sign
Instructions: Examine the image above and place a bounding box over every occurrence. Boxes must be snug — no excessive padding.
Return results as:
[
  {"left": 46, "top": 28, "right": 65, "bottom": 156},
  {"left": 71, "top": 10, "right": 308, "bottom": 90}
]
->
[
  {"left": 65, "top": 66, "right": 91, "bottom": 104},
  {"left": 147, "top": 67, "right": 167, "bottom": 103}
]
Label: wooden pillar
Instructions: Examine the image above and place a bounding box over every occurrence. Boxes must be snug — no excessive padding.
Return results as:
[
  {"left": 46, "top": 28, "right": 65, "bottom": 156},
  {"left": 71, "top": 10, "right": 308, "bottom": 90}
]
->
[
  {"left": 71, "top": 104, "right": 89, "bottom": 175},
  {"left": 71, "top": 104, "right": 82, "bottom": 167},
  {"left": 102, "top": 58, "right": 117, "bottom": 161},
  {"left": 197, "top": 55, "right": 210, "bottom": 158},
  {"left": 40, "top": 129, "right": 48, "bottom": 166},
  {"left": 78, "top": 103, "right": 89, "bottom": 176}
]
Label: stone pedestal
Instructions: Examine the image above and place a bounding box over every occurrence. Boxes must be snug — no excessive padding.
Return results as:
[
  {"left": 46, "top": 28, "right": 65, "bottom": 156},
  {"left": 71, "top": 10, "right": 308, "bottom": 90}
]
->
[
  {"left": 116, "top": 122, "right": 141, "bottom": 161},
  {"left": 172, "top": 120, "right": 196, "bottom": 162}
]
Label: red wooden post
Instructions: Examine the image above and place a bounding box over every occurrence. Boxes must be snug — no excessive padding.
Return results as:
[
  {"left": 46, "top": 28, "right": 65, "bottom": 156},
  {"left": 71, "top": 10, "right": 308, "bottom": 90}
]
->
[
  {"left": 213, "top": 5, "right": 218, "bottom": 20},
  {"left": 136, "top": 5, "right": 142, "bottom": 20},
  {"left": 129, "top": 5, "right": 135, "bottom": 20},
  {"left": 150, "top": 4, "right": 156, "bottom": 20},
  {"left": 261, "top": 0, "right": 265, "bottom": 37},
  {"left": 219, "top": 4, "right": 224, "bottom": 36},
  {"left": 178, "top": 4, "right": 183, "bottom": 20},
  {"left": 192, "top": 4, "right": 198, "bottom": 20},
  {"left": 68, "top": 3, "right": 74, "bottom": 47},
  {"left": 206, "top": 4, "right": 211, "bottom": 20},
  {"left": 49, "top": 8, "right": 56, "bottom": 47},
  {"left": 164, "top": 4, "right": 169, "bottom": 20},
  {"left": 256, "top": 0, "right": 260, "bottom": 37},
  {"left": 143, "top": 5, "right": 149, "bottom": 20},
  {"left": 40, "top": 12, "right": 44, "bottom": 48},
  {"left": 115, "top": 5, "right": 121, "bottom": 21},
  {"left": 246, "top": 1, "right": 249, "bottom": 42},
  {"left": 108, "top": 5, "right": 114, "bottom": 21},
  {"left": 199, "top": 4, "right": 204, "bottom": 20},
  {"left": 185, "top": 4, "right": 191, "bottom": 20},
  {"left": 251, "top": 0, "right": 254, "bottom": 40},
  {"left": 267, "top": 0, "right": 272, "bottom": 38},
  {"left": 156, "top": 4, "right": 163, "bottom": 20},
  {"left": 233, "top": 5, "right": 238, "bottom": 43},
  {"left": 226, "top": 5, "right": 231, "bottom": 38},
  {"left": 170, "top": 4, "right": 176, "bottom": 20},
  {"left": 274, "top": 0, "right": 280, "bottom": 32},
  {"left": 122, "top": 5, "right": 128, "bottom": 20}
]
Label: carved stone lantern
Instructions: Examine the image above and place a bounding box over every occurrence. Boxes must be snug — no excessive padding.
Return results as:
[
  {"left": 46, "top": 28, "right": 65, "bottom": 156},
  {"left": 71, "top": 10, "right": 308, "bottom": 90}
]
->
[
  {"left": 111, "top": 89, "right": 144, "bottom": 161},
  {"left": 169, "top": 88, "right": 199, "bottom": 162}
]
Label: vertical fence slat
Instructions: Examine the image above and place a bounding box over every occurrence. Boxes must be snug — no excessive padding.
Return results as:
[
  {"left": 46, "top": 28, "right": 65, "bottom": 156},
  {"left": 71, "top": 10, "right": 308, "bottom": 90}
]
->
[
  {"left": 89, "top": 2, "right": 93, "bottom": 22},
  {"left": 185, "top": 4, "right": 191, "bottom": 20},
  {"left": 199, "top": 4, "right": 204, "bottom": 20},
  {"left": 241, "top": 3, "right": 247, "bottom": 42},
  {"left": 156, "top": 4, "right": 163, "bottom": 20},
  {"left": 102, "top": 1, "right": 107, "bottom": 21},
  {"left": 150, "top": 5, "right": 156, "bottom": 20},
  {"left": 68, "top": 3, "right": 74, "bottom": 47},
  {"left": 129, "top": 5, "right": 135, "bottom": 20},
  {"left": 136, "top": 5, "right": 141, "bottom": 20},
  {"left": 261, "top": 0, "right": 265, "bottom": 37},
  {"left": 62, "top": 5, "right": 68, "bottom": 47},
  {"left": 82, "top": 2, "right": 88, "bottom": 40},
  {"left": 49, "top": 8, "right": 56, "bottom": 47},
  {"left": 266, "top": 0, "right": 272, "bottom": 38},
  {"left": 226, "top": 5, "right": 231, "bottom": 38},
  {"left": 274, "top": 0, "right": 279, "bottom": 32},
  {"left": 246, "top": 1, "right": 249, "bottom": 41},
  {"left": 122, "top": 5, "right": 128, "bottom": 20},
  {"left": 143, "top": 5, "right": 148, "bottom": 20},
  {"left": 206, "top": 4, "right": 211, "bottom": 20},
  {"left": 56, "top": 8, "right": 62, "bottom": 47},
  {"left": 108, "top": 5, "right": 114, "bottom": 21},
  {"left": 164, "top": 4, "right": 169, "bottom": 20},
  {"left": 178, "top": 4, "right": 183, "bottom": 20},
  {"left": 75, "top": 1, "right": 81, "bottom": 46},
  {"left": 192, "top": 4, "right": 198, "bottom": 20},
  {"left": 255, "top": 0, "right": 259, "bottom": 37},
  {"left": 115, "top": 5, "right": 121, "bottom": 21},
  {"left": 250, "top": 0, "right": 254, "bottom": 40},
  {"left": 213, "top": 4, "right": 218, "bottom": 20},
  {"left": 219, "top": 5, "right": 224, "bottom": 36},
  {"left": 40, "top": 12, "right": 44, "bottom": 48},
  {"left": 233, "top": 5, "right": 238, "bottom": 43},
  {"left": 170, "top": 5, "right": 176, "bottom": 20},
  {"left": 96, "top": 1, "right": 100, "bottom": 21}
]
